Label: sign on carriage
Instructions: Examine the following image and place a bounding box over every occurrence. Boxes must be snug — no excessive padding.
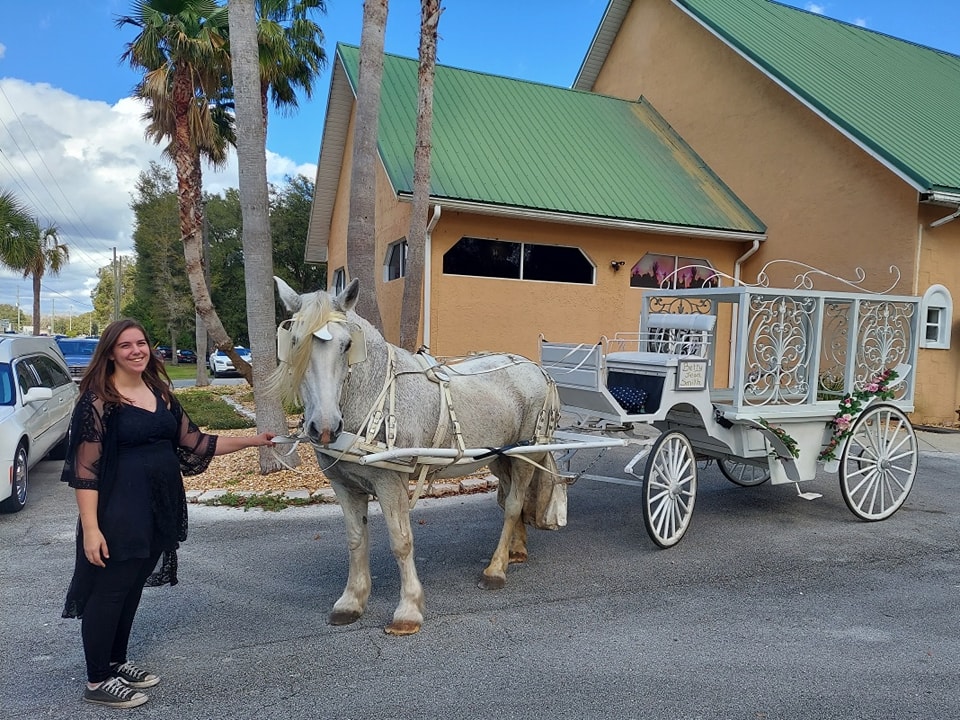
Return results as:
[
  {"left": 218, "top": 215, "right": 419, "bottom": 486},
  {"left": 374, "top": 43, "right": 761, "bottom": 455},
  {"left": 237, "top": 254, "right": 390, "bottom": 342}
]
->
[{"left": 676, "top": 358, "right": 707, "bottom": 390}]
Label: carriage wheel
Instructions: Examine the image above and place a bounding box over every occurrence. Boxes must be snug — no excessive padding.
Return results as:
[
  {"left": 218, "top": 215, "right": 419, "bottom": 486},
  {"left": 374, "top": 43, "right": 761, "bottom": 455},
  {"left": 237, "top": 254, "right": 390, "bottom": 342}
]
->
[
  {"left": 718, "top": 458, "right": 770, "bottom": 487},
  {"left": 839, "top": 404, "right": 917, "bottom": 521},
  {"left": 642, "top": 431, "right": 697, "bottom": 548}
]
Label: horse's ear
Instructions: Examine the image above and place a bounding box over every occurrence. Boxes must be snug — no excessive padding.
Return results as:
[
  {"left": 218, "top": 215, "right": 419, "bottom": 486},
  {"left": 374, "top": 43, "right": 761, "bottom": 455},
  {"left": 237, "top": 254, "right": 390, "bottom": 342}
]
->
[
  {"left": 338, "top": 278, "right": 360, "bottom": 312},
  {"left": 274, "top": 276, "right": 302, "bottom": 313}
]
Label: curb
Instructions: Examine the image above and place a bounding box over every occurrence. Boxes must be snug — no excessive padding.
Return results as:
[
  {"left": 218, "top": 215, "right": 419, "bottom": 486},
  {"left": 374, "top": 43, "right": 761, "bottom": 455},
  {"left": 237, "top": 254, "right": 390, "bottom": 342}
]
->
[{"left": 187, "top": 473, "right": 500, "bottom": 506}]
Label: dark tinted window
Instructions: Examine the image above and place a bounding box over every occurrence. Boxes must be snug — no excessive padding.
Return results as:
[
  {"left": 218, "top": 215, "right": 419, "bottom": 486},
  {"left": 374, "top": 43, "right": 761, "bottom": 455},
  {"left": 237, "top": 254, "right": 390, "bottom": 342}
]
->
[{"left": 32, "top": 355, "right": 72, "bottom": 388}]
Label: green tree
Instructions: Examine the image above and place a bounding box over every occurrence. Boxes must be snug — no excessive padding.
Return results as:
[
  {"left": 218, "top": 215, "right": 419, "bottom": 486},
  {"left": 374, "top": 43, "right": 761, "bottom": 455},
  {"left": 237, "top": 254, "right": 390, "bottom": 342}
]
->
[
  {"left": 118, "top": 0, "right": 241, "bottom": 368},
  {"left": 271, "top": 175, "right": 325, "bottom": 292},
  {"left": 254, "top": 0, "right": 326, "bottom": 130}
]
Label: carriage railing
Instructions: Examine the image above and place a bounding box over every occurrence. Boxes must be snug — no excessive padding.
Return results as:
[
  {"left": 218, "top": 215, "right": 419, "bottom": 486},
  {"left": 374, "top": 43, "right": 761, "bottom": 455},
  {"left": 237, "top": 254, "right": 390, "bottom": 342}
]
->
[
  {"left": 605, "top": 313, "right": 715, "bottom": 359},
  {"left": 640, "top": 286, "right": 920, "bottom": 413}
]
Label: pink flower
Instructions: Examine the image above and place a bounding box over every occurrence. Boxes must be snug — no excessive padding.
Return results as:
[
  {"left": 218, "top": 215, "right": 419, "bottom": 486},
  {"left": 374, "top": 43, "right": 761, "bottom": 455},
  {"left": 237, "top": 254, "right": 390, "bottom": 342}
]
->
[{"left": 866, "top": 382, "right": 879, "bottom": 392}]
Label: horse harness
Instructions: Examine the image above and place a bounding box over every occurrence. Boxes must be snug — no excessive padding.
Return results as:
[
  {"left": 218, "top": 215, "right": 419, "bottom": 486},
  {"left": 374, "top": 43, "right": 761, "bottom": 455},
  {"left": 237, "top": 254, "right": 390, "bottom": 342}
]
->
[{"left": 277, "top": 316, "right": 559, "bottom": 506}]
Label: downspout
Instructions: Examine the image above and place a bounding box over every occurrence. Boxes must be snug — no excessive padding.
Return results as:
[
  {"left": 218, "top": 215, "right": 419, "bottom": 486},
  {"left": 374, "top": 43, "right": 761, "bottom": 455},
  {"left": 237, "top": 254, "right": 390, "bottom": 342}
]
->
[
  {"left": 422, "top": 204, "right": 442, "bottom": 350},
  {"left": 729, "top": 239, "right": 762, "bottom": 388},
  {"left": 929, "top": 204, "right": 960, "bottom": 228}
]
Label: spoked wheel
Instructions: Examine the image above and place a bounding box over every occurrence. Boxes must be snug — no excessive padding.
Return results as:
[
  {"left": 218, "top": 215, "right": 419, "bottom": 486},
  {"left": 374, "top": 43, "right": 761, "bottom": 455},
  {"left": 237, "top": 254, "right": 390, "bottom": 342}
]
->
[
  {"left": 839, "top": 403, "right": 917, "bottom": 521},
  {"left": 642, "top": 431, "right": 697, "bottom": 548},
  {"left": 718, "top": 458, "right": 770, "bottom": 487}
]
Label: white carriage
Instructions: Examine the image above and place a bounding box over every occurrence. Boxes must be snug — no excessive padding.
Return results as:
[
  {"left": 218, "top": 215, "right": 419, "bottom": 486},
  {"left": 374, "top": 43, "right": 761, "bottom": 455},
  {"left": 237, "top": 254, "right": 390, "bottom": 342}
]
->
[{"left": 541, "top": 282, "right": 921, "bottom": 548}]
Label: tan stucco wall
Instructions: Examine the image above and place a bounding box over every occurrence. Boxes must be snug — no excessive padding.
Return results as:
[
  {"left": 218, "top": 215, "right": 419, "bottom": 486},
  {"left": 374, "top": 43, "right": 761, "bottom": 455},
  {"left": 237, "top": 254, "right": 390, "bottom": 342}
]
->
[
  {"left": 324, "top": 105, "right": 411, "bottom": 346},
  {"left": 587, "top": 0, "right": 960, "bottom": 421},
  {"left": 913, "top": 205, "right": 960, "bottom": 423},
  {"left": 591, "top": 0, "right": 919, "bottom": 291}
]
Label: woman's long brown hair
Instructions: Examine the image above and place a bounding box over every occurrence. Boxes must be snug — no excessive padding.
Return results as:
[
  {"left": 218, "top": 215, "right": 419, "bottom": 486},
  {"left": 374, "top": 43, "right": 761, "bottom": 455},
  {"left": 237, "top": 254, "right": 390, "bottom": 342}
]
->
[{"left": 79, "top": 319, "right": 173, "bottom": 407}]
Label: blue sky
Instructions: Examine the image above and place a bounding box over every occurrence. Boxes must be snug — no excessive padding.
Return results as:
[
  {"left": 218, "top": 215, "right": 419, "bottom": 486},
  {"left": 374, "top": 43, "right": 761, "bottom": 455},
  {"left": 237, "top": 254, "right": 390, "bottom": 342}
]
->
[{"left": 0, "top": 0, "right": 957, "bottom": 318}]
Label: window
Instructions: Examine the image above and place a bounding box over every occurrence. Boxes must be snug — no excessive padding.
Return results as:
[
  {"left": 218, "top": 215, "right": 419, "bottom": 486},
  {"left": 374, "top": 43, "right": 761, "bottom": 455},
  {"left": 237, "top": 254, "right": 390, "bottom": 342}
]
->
[
  {"left": 32, "top": 355, "right": 72, "bottom": 388},
  {"left": 443, "top": 237, "right": 594, "bottom": 284},
  {"left": 920, "top": 284, "right": 952, "bottom": 349},
  {"left": 332, "top": 267, "right": 346, "bottom": 295},
  {"left": 384, "top": 239, "right": 407, "bottom": 282},
  {"left": 630, "top": 254, "right": 717, "bottom": 289}
]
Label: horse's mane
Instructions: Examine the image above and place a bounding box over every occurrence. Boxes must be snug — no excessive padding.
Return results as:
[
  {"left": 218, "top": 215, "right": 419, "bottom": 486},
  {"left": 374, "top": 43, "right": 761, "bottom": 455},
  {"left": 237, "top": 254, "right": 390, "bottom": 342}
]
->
[{"left": 265, "top": 291, "right": 347, "bottom": 404}]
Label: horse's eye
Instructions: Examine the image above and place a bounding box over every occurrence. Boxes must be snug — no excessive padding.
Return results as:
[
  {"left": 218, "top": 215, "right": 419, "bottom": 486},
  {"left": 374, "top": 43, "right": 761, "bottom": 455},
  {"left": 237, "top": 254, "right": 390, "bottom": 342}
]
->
[{"left": 344, "top": 339, "right": 352, "bottom": 354}]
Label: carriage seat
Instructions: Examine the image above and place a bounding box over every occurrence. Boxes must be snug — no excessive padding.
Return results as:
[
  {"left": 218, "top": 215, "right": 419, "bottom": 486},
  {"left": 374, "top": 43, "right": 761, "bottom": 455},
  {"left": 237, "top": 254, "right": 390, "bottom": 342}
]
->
[{"left": 606, "top": 313, "right": 716, "bottom": 367}]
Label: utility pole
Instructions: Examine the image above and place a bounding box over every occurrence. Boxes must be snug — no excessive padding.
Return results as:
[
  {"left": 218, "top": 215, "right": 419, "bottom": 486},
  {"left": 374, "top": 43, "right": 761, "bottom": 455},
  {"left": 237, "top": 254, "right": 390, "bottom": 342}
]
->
[{"left": 113, "top": 247, "right": 120, "bottom": 321}]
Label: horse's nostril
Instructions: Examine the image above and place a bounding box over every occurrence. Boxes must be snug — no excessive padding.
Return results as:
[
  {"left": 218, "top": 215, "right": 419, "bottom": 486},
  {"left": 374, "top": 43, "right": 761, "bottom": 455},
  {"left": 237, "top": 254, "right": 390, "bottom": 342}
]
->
[{"left": 307, "top": 421, "right": 320, "bottom": 439}]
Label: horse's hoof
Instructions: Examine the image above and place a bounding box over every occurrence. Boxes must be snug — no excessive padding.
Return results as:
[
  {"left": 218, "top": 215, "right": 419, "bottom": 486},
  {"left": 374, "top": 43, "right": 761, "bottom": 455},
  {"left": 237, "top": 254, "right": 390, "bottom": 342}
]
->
[
  {"left": 508, "top": 551, "right": 528, "bottom": 564},
  {"left": 329, "top": 609, "right": 362, "bottom": 626},
  {"left": 478, "top": 574, "right": 506, "bottom": 590},
  {"left": 384, "top": 621, "right": 421, "bottom": 636}
]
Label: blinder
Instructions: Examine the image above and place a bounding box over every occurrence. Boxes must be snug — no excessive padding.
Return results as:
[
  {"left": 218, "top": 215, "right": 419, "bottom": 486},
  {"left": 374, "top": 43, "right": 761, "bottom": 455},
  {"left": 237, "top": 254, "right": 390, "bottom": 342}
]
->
[{"left": 276, "top": 318, "right": 367, "bottom": 366}]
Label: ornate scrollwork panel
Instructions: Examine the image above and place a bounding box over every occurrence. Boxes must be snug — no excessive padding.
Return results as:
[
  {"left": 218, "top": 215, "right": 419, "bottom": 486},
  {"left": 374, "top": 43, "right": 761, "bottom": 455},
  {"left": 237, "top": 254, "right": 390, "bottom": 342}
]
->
[{"left": 743, "top": 295, "right": 816, "bottom": 406}]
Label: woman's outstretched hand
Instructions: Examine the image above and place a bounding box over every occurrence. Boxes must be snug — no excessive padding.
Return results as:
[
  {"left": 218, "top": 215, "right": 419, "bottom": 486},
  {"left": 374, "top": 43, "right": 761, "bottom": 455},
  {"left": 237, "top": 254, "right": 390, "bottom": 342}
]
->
[{"left": 250, "top": 432, "right": 276, "bottom": 447}]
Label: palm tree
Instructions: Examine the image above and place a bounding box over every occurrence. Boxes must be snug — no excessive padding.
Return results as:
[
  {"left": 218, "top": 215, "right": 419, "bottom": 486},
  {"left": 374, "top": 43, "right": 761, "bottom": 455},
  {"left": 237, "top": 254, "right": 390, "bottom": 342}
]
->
[
  {"left": 22, "top": 223, "right": 69, "bottom": 336},
  {"left": 0, "top": 190, "right": 35, "bottom": 267},
  {"left": 347, "top": 0, "right": 388, "bottom": 331},
  {"left": 254, "top": 0, "right": 326, "bottom": 131},
  {"left": 227, "top": 0, "right": 292, "bottom": 471},
  {"left": 399, "top": 0, "right": 441, "bottom": 351},
  {"left": 117, "top": 0, "right": 246, "bottom": 373}
]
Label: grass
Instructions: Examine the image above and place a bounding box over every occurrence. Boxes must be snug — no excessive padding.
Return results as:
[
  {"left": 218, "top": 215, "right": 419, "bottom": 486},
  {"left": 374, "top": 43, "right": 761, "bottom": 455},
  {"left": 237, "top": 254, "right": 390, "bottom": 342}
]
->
[
  {"left": 164, "top": 363, "right": 206, "bottom": 382},
  {"left": 175, "top": 388, "right": 255, "bottom": 429},
  {"left": 200, "top": 491, "right": 321, "bottom": 511}
]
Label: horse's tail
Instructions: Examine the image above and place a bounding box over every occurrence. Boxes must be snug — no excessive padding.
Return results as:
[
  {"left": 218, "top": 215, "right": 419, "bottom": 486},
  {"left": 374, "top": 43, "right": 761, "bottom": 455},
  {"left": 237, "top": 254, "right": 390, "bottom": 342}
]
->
[{"left": 521, "top": 450, "right": 568, "bottom": 531}]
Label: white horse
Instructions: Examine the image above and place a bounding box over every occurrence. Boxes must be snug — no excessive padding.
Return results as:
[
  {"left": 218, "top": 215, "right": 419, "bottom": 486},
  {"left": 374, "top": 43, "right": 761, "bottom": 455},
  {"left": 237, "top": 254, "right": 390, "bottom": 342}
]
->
[{"left": 271, "top": 277, "right": 562, "bottom": 635}]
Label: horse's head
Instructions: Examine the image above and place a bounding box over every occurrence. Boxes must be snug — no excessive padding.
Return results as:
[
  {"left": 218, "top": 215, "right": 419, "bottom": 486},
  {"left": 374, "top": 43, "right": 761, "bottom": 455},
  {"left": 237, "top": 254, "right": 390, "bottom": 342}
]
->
[{"left": 272, "top": 277, "right": 365, "bottom": 445}]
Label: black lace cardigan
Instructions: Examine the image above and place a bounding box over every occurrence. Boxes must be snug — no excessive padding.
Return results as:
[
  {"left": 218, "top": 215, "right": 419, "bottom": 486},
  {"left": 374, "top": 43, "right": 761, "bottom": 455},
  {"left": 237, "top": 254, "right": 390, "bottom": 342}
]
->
[{"left": 61, "top": 390, "right": 217, "bottom": 619}]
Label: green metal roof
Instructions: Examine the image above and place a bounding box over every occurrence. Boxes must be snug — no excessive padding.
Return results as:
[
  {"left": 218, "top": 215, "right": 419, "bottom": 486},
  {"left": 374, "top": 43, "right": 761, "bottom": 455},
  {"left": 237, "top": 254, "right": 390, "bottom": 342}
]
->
[
  {"left": 335, "top": 43, "right": 765, "bottom": 235},
  {"left": 675, "top": 0, "right": 960, "bottom": 194}
]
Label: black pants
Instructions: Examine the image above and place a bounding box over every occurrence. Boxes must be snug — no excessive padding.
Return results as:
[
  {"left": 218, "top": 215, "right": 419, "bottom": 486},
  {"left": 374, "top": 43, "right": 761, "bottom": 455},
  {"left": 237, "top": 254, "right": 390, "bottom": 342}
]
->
[{"left": 81, "top": 551, "right": 162, "bottom": 683}]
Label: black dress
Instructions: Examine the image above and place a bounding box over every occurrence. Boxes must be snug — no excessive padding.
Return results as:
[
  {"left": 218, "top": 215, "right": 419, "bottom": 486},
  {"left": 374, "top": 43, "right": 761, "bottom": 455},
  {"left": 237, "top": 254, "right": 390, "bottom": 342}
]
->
[{"left": 61, "top": 389, "right": 217, "bottom": 618}]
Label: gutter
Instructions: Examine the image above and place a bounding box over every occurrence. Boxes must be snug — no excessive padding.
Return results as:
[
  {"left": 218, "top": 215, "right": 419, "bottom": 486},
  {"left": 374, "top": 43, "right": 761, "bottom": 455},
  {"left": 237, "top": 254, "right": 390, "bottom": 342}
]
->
[
  {"left": 422, "top": 204, "right": 442, "bottom": 350},
  {"left": 396, "top": 193, "right": 766, "bottom": 243}
]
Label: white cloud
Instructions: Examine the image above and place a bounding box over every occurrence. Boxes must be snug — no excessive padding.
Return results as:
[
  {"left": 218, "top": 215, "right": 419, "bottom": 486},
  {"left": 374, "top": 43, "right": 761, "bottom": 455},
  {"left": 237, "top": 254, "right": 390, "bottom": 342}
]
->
[
  {"left": 0, "top": 79, "right": 312, "bottom": 317},
  {"left": 0, "top": 43, "right": 6, "bottom": 60},
  {"left": 854, "top": 18, "right": 868, "bottom": 27},
  {"left": 805, "top": 3, "right": 825, "bottom": 13}
]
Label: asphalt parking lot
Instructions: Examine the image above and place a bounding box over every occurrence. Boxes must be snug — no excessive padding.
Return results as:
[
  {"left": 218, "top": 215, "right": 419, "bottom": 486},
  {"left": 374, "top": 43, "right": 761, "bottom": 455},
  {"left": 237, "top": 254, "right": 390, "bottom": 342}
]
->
[{"left": 2, "top": 436, "right": 960, "bottom": 720}]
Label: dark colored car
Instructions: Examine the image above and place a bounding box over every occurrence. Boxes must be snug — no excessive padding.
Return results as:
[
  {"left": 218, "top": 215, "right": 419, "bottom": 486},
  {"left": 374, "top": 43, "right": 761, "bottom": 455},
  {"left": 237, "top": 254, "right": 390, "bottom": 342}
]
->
[
  {"left": 155, "top": 345, "right": 173, "bottom": 360},
  {"left": 54, "top": 337, "right": 99, "bottom": 383},
  {"left": 176, "top": 349, "right": 197, "bottom": 364}
]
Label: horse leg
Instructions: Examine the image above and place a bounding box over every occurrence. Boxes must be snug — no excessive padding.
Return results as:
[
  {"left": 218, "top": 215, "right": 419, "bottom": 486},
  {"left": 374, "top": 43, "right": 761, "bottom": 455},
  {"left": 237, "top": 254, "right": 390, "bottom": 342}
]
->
[
  {"left": 328, "top": 484, "right": 372, "bottom": 626},
  {"left": 509, "top": 518, "right": 528, "bottom": 565},
  {"left": 376, "top": 478, "right": 425, "bottom": 636},
  {"left": 479, "top": 458, "right": 533, "bottom": 590}
]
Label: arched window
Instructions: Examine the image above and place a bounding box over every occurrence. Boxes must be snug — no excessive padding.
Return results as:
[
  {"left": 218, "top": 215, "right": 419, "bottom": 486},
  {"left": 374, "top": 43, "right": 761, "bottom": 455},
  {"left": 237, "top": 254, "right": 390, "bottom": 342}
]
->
[
  {"left": 332, "top": 267, "right": 346, "bottom": 295},
  {"left": 920, "top": 284, "right": 952, "bottom": 349},
  {"left": 384, "top": 239, "right": 407, "bottom": 282}
]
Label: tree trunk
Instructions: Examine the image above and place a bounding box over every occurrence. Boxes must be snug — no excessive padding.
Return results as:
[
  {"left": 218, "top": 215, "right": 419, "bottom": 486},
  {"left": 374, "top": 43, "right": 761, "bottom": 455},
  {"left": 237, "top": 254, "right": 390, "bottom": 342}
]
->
[
  {"left": 346, "top": 0, "right": 388, "bottom": 331},
  {"left": 400, "top": 0, "right": 441, "bottom": 352},
  {"left": 170, "top": 67, "right": 248, "bottom": 382},
  {"left": 228, "top": 0, "right": 295, "bottom": 471}
]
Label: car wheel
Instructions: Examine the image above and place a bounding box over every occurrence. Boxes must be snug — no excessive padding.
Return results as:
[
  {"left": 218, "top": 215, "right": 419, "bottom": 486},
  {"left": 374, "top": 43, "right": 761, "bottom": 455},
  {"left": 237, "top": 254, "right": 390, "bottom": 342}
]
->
[{"left": 0, "top": 443, "right": 29, "bottom": 513}]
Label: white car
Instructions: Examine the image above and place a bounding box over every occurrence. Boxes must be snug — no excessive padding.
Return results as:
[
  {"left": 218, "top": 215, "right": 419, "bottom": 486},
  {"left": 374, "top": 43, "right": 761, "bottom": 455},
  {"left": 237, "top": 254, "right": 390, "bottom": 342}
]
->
[
  {"left": 208, "top": 346, "right": 252, "bottom": 378},
  {"left": 0, "top": 335, "right": 79, "bottom": 513}
]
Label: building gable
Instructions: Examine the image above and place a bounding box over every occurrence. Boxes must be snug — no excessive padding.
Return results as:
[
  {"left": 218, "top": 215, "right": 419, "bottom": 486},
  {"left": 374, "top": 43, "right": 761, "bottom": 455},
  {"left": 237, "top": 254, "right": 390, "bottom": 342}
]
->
[{"left": 577, "top": 0, "right": 960, "bottom": 198}]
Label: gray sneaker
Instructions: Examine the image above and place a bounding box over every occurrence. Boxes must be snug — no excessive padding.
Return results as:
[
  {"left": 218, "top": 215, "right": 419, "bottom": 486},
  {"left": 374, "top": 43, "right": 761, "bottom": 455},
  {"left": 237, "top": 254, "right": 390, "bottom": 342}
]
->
[
  {"left": 112, "top": 661, "right": 160, "bottom": 689},
  {"left": 83, "top": 677, "right": 149, "bottom": 708}
]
